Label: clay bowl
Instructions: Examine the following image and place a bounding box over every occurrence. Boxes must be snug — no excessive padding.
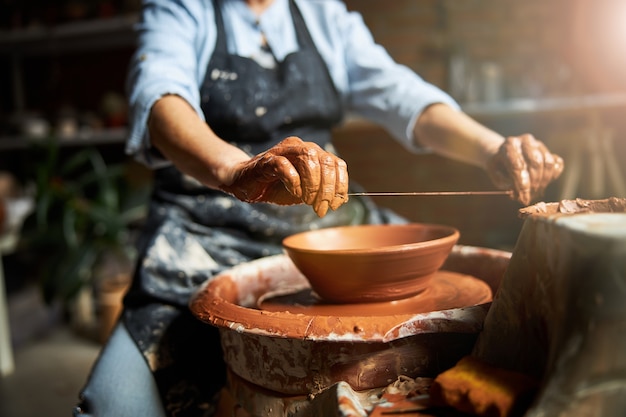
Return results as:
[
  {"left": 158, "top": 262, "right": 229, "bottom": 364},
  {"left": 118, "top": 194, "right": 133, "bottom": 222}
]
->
[{"left": 282, "top": 223, "right": 460, "bottom": 303}]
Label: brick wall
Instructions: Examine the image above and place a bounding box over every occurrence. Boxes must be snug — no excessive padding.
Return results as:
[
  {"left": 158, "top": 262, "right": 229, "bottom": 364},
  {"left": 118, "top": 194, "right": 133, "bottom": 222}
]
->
[
  {"left": 336, "top": 0, "right": 626, "bottom": 249},
  {"left": 343, "top": 0, "right": 626, "bottom": 97},
  {"left": 343, "top": 0, "right": 448, "bottom": 89}
]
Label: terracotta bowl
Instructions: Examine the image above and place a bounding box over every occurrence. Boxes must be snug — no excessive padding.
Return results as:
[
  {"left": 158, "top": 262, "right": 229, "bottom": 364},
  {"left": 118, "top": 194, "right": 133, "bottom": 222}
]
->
[{"left": 282, "top": 223, "right": 460, "bottom": 303}]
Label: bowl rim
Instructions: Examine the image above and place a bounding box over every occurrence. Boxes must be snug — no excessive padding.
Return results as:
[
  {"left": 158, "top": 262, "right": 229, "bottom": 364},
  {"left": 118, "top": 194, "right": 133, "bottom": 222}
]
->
[{"left": 282, "top": 223, "right": 460, "bottom": 255}]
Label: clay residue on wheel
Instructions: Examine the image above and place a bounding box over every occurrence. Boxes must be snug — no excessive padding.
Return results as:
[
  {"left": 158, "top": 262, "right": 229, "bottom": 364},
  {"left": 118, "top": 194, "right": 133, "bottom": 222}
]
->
[{"left": 519, "top": 197, "right": 626, "bottom": 219}]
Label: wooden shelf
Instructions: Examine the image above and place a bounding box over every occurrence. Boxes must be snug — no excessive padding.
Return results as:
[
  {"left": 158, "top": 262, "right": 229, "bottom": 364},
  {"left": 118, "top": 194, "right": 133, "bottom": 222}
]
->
[
  {"left": 0, "top": 15, "right": 135, "bottom": 153},
  {"left": 0, "top": 14, "right": 138, "bottom": 56},
  {"left": 0, "top": 127, "right": 127, "bottom": 151},
  {"left": 461, "top": 93, "right": 626, "bottom": 119}
]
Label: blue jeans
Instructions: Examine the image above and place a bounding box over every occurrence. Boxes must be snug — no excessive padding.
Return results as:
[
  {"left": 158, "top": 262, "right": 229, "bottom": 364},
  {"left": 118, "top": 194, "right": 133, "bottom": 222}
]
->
[{"left": 73, "top": 322, "right": 166, "bottom": 417}]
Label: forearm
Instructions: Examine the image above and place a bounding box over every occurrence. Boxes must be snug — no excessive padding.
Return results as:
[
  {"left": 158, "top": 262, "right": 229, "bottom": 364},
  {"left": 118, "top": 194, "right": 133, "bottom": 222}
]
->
[
  {"left": 148, "top": 95, "right": 250, "bottom": 189},
  {"left": 412, "top": 103, "right": 504, "bottom": 169}
]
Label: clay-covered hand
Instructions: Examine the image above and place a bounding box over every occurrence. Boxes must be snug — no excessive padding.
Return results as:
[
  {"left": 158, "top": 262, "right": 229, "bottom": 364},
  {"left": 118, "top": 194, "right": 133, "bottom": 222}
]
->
[
  {"left": 220, "top": 136, "right": 349, "bottom": 217},
  {"left": 486, "top": 134, "right": 564, "bottom": 206}
]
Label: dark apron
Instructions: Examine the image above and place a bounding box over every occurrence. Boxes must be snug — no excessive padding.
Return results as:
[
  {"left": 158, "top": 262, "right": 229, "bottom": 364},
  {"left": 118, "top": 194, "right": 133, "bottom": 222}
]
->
[{"left": 122, "top": 1, "right": 406, "bottom": 416}]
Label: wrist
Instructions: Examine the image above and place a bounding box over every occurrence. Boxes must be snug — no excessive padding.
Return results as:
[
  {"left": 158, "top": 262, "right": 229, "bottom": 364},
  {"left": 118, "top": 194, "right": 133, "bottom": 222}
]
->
[
  {"left": 213, "top": 154, "right": 249, "bottom": 188},
  {"left": 475, "top": 132, "right": 505, "bottom": 168},
  {"left": 414, "top": 105, "right": 505, "bottom": 168}
]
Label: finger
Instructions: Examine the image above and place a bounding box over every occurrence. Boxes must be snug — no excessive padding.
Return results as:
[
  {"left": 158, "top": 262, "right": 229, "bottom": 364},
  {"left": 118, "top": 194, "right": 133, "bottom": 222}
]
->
[
  {"left": 262, "top": 153, "right": 302, "bottom": 201},
  {"left": 311, "top": 151, "right": 336, "bottom": 217},
  {"left": 521, "top": 136, "right": 546, "bottom": 197},
  {"left": 552, "top": 154, "right": 565, "bottom": 180},
  {"left": 330, "top": 157, "right": 349, "bottom": 211},
  {"left": 297, "top": 146, "right": 322, "bottom": 206},
  {"left": 264, "top": 137, "right": 308, "bottom": 200},
  {"left": 537, "top": 141, "right": 565, "bottom": 183},
  {"left": 503, "top": 137, "right": 532, "bottom": 205}
]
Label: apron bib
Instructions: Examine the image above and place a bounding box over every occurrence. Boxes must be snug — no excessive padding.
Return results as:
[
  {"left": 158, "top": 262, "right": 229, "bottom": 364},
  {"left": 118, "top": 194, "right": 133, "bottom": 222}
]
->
[{"left": 200, "top": 0, "right": 343, "bottom": 154}]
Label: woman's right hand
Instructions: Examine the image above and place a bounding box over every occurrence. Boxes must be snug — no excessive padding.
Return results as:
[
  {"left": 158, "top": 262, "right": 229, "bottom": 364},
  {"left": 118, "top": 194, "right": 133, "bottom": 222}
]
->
[{"left": 220, "top": 136, "right": 349, "bottom": 217}]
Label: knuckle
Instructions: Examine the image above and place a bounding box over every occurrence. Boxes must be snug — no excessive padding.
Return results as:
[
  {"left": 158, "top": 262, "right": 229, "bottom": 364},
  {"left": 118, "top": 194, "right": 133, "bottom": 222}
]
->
[{"left": 304, "top": 146, "right": 319, "bottom": 159}]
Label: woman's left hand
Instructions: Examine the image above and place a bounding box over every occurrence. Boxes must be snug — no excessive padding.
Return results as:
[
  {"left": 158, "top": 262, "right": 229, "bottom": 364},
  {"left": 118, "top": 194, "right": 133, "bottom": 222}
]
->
[{"left": 486, "top": 134, "right": 564, "bottom": 206}]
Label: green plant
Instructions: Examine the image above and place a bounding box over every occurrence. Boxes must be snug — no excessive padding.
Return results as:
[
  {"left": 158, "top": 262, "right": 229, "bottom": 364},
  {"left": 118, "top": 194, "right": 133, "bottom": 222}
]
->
[{"left": 21, "top": 140, "right": 149, "bottom": 305}]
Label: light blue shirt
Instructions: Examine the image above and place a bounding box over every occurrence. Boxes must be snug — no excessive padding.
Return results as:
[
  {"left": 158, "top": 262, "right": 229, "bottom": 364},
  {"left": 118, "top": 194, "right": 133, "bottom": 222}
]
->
[{"left": 126, "top": 0, "right": 460, "bottom": 165}]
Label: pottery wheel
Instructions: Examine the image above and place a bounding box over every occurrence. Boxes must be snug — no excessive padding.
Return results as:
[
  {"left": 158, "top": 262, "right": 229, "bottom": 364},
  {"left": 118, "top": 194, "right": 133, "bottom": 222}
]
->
[
  {"left": 258, "top": 270, "right": 492, "bottom": 316},
  {"left": 190, "top": 253, "right": 501, "bottom": 341},
  {"left": 189, "top": 251, "right": 509, "bottom": 396}
]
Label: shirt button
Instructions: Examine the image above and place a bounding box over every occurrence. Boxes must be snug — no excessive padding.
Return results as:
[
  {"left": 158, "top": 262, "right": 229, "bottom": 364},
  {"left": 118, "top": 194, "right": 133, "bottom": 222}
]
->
[{"left": 255, "top": 106, "right": 267, "bottom": 117}]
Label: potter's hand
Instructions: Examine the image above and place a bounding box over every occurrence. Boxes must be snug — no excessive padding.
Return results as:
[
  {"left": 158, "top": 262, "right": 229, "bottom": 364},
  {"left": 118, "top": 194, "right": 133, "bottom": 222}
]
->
[
  {"left": 220, "top": 136, "right": 349, "bottom": 217},
  {"left": 486, "top": 134, "right": 564, "bottom": 206}
]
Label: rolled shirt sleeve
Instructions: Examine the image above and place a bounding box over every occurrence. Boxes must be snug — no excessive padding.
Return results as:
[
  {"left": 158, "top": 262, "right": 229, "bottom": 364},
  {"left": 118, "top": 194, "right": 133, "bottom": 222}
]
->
[
  {"left": 125, "top": 0, "right": 215, "bottom": 166},
  {"left": 328, "top": 2, "right": 460, "bottom": 151}
]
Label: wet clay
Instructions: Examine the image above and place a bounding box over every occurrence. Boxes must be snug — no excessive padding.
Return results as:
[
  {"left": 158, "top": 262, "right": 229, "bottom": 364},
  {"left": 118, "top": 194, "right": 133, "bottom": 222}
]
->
[
  {"left": 258, "top": 270, "right": 492, "bottom": 316},
  {"left": 282, "top": 223, "right": 459, "bottom": 303},
  {"left": 190, "top": 253, "right": 485, "bottom": 342},
  {"left": 519, "top": 196, "right": 626, "bottom": 218}
]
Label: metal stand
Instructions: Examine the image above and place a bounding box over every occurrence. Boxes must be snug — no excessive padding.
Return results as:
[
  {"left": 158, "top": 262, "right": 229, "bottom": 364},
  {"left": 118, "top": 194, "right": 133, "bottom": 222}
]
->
[
  {"left": 0, "top": 251, "right": 15, "bottom": 376},
  {"left": 0, "top": 197, "right": 35, "bottom": 377}
]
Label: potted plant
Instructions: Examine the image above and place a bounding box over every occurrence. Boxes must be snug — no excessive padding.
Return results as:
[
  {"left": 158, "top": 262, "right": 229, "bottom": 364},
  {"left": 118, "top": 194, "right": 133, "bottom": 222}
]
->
[{"left": 20, "top": 139, "right": 150, "bottom": 341}]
